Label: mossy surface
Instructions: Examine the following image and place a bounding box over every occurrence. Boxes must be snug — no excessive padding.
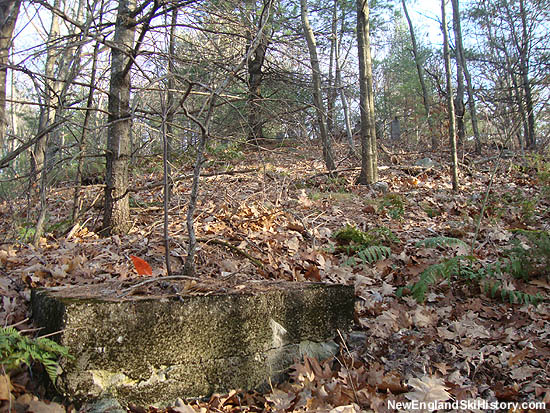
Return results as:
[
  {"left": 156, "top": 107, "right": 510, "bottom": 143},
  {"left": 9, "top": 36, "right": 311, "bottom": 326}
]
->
[{"left": 32, "top": 281, "right": 354, "bottom": 406}]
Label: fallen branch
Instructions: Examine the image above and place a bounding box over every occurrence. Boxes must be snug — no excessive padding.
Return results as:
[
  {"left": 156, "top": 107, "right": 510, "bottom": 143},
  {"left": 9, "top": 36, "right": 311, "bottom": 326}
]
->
[
  {"left": 197, "top": 237, "right": 265, "bottom": 269},
  {"left": 305, "top": 167, "right": 361, "bottom": 180},
  {"left": 139, "top": 168, "right": 258, "bottom": 191},
  {"left": 117, "top": 275, "right": 202, "bottom": 297}
]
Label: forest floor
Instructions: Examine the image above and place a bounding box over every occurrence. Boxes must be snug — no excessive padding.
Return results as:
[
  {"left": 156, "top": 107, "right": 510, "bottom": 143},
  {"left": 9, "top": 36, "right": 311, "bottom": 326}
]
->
[{"left": 0, "top": 141, "right": 549, "bottom": 412}]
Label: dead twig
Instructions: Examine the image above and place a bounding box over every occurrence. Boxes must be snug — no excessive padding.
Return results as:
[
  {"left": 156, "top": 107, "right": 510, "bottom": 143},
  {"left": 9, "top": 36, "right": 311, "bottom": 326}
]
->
[
  {"left": 117, "top": 275, "right": 202, "bottom": 297},
  {"left": 197, "top": 237, "right": 265, "bottom": 269},
  {"left": 139, "top": 168, "right": 259, "bottom": 192}
]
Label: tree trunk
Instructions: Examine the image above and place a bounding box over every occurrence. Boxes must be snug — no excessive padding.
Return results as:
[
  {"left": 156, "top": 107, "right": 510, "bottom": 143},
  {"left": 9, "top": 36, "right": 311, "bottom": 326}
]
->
[
  {"left": 300, "top": 0, "right": 335, "bottom": 172},
  {"left": 485, "top": 15, "right": 525, "bottom": 150},
  {"left": 510, "top": 69, "right": 528, "bottom": 149},
  {"left": 103, "top": 0, "right": 137, "bottom": 235},
  {"left": 334, "top": 20, "right": 355, "bottom": 156},
  {"left": 45, "top": 0, "right": 87, "bottom": 170},
  {"left": 356, "top": 0, "right": 377, "bottom": 184},
  {"left": 246, "top": 0, "right": 272, "bottom": 143},
  {"left": 326, "top": 0, "right": 338, "bottom": 138},
  {"left": 32, "top": 0, "right": 61, "bottom": 184},
  {"left": 518, "top": 0, "right": 535, "bottom": 148},
  {"left": 73, "top": 39, "right": 100, "bottom": 224},
  {"left": 332, "top": 0, "right": 354, "bottom": 156},
  {"left": 247, "top": 32, "right": 268, "bottom": 142},
  {"left": 452, "top": 0, "right": 480, "bottom": 154},
  {"left": 401, "top": 0, "right": 436, "bottom": 150},
  {"left": 0, "top": 0, "right": 20, "bottom": 150},
  {"left": 442, "top": 0, "right": 459, "bottom": 191},
  {"left": 165, "top": 6, "right": 178, "bottom": 200},
  {"left": 451, "top": 0, "right": 465, "bottom": 148},
  {"left": 461, "top": 55, "right": 481, "bottom": 154}
]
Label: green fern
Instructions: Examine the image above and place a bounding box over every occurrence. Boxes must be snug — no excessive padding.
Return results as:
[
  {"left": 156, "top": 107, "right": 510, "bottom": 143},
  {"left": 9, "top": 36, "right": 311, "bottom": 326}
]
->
[
  {"left": 402, "top": 234, "right": 544, "bottom": 305},
  {"left": 343, "top": 245, "right": 392, "bottom": 267},
  {"left": 482, "top": 280, "right": 543, "bottom": 305},
  {"left": 403, "top": 255, "right": 543, "bottom": 305},
  {"left": 506, "top": 229, "right": 550, "bottom": 279},
  {"left": 357, "top": 245, "right": 392, "bottom": 264},
  {"left": 0, "top": 326, "right": 72, "bottom": 385},
  {"left": 415, "top": 236, "right": 468, "bottom": 249},
  {"left": 407, "top": 256, "right": 467, "bottom": 302}
]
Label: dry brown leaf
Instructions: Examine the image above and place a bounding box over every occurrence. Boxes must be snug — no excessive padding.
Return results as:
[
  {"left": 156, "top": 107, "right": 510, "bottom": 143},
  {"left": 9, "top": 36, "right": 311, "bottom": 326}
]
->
[
  {"left": 530, "top": 279, "right": 550, "bottom": 290},
  {"left": 406, "top": 376, "right": 452, "bottom": 405},
  {"left": 298, "top": 189, "right": 313, "bottom": 207},
  {"left": 367, "top": 363, "right": 385, "bottom": 388},
  {"left": 535, "top": 387, "right": 550, "bottom": 404},
  {"left": 413, "top": 307, "right": 435, "bottom": 328},
  {"left": 433, "top": 362, "right": 449, "bottom": 375},
  {"left": 380, "top": 282, "right": 394, "bottom": 296},
  {"left": 172, "top": 404, "right": 197, "bottom": 413},
  {"left": 379, "top": 371, "right": 407, "bottom": 393},
  {"left": 291, "top": 360, "right": 316, "bottom": 384},
  {"left": 0, "top": 374, "right": 13, "bottom": 401},
  {"left": 265, "top": 388, "right": 296, "bottom": 411},
  {"left": 286, "top": 236, "right": 300, "bottom": 254},
  {"left": 507, "top": 348, "right": 530, "bottom": 367},
  {"left": 510, "top": 365, "right": 538, "bottom": 380},
  {"left": 329, "top": 404, "right": 361, "bottom": 412},
  {"left": 172, "top": 398, "right": 197, "bottom": 413},
  {"left": 18, "top": 398, "right": 65, "bottom": 413},
  {"left": 493, "top": 383, "right": 519, "bottom": 401}
]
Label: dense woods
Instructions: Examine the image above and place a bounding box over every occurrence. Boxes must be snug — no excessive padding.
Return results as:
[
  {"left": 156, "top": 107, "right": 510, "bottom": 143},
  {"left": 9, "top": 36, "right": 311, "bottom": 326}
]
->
[
  {"left": 0, "top": 0, "right": 549, "bottom": 411},
  {"left": 0, "top": 0, "right": 548, "bottom": 237}
]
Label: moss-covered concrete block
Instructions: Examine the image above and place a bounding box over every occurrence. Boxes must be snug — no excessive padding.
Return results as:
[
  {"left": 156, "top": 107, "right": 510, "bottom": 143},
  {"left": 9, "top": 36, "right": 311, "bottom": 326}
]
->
[{"left": 31, "top": 280, "right": 354, "bottom": 406}]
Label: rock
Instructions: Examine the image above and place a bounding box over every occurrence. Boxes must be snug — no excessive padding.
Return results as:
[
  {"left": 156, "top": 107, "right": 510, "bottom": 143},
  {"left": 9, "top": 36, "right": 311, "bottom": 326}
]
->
[
  {"left": 79, "top": 397, "right": 126, "bottom": 413},
  {"left": 414, "top": 158, "right": 437, "bottom": 168},
  {"left": 372, "top": 181, "right": 389, "bottom": 194},
  {"left": 347, "top": 331, "right": 368, "bottom": 349},
  {"left": 470, "top": 192, "right": 483, "bottom": 202},
  {"left": 32, "top": 280, "right": 354, "bottom": 407}
]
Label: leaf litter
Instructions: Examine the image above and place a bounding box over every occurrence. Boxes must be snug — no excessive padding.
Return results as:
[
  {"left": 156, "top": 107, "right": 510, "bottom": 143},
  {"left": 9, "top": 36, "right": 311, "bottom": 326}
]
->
[{"left": 0, "top": 143, "right": 549, "bottom": 412}]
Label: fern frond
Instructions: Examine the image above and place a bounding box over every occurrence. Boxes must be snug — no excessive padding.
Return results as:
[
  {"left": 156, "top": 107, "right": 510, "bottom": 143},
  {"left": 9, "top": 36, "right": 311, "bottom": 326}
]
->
[
  {"left": 357, "top": 245, "right": 392, "bottom": 264},
  {"left": 410, "top": 262, "right": 447, "bottom": 302},
  {"left": 482, "top": 280, "right": 543, "bottom": 305},
  {"left": 0, "top": 327, "right": 71, "bottom": 385},
  {"left": 42, "top": 359, "right": 61, "bottom": 385},
  {"left": 409, "top": 257, "right": 464, "bottom": 302}
]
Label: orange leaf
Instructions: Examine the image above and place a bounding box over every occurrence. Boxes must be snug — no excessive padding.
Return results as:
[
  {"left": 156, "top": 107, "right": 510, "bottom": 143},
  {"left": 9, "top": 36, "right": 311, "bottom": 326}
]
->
[
  {"left": 304, "top": 264, "right": 321, "bottom": 282},
  {"left": 130, "top": 255, "right": 152, "bottom": 276}
]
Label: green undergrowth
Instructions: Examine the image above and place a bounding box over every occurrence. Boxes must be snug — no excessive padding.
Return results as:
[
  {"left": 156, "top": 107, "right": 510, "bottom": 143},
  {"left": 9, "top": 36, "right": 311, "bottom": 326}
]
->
[
  {"left": 378, "top": 193, "right": 405, "bottom": 219},
  {"left": 507, "top": 229, "right": 550, "bottom": 279},
  {"left": 397, "top": 234, "right": 547, "bottom": 305},
  {"left": 333, "top": 224, "right": 397, "bottom": 266},
  {"left": 14, "top": 217, "right": 74, "bottom": 241},
  {"left": 206, "top": 140, "right": 245, "bottom": 163},
  {"left": 334, "top": 224, "right": 400, "bottom": 251},
  {"left": 0, "top": 327, "right": 72, "bottom": 385}
]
